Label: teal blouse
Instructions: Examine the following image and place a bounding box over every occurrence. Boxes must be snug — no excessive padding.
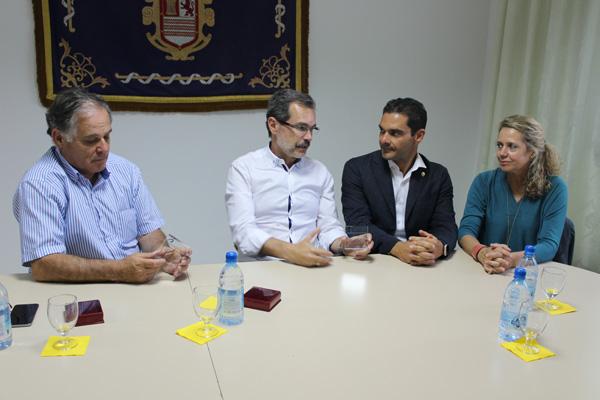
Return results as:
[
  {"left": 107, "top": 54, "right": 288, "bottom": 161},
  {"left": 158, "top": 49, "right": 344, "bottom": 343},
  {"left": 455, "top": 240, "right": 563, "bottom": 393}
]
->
[{"left": 458, "top": 169, "right": 568, "bottom": 263}]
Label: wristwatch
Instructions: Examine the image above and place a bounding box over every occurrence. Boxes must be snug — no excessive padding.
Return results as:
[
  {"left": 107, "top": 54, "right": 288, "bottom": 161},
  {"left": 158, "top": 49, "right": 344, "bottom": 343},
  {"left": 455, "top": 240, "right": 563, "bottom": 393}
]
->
[{"left": 442, "top": 242, "right": 448, "bottom": 257}]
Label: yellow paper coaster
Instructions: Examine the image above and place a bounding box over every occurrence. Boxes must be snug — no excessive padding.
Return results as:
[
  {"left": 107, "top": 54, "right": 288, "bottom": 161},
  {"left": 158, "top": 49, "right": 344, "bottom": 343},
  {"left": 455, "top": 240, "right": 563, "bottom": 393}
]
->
[
  {"left": 176, "top": 322, "right": 227, "bottom": 345},
  {"left": 501, "top": 338, "right": 555, "bottom": 362},
  {"left": 198, "top": 295, "right": 217, "bottom": 310},
  {"left": 535, "top": 299, "right": 576, "bottom": 315},
  {"left": 41, "top": 336, "right": 90, "bottom": 357}
]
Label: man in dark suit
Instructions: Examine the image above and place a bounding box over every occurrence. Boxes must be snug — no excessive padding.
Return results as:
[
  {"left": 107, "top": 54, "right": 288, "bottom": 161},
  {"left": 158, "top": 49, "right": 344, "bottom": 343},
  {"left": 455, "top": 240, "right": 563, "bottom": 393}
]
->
[{"left": 342, "top": 98, "right": 457, "bottom": 266}]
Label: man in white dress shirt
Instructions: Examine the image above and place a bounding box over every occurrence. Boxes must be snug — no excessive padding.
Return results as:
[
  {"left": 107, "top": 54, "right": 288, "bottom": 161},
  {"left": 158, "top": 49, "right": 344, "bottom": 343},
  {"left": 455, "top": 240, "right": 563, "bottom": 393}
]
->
[{"left": 226, "top": 89, "right": 372, "bottom": 267}]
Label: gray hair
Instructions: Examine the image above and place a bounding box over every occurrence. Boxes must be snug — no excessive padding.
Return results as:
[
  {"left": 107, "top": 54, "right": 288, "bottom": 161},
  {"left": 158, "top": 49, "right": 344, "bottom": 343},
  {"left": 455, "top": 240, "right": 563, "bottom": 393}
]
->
[
  {"left": 46, "top": 88, "right": 112, "bottom": 141},
  {"left": 265, "top": 89, "right": 315, "bottom": 137},
  {"left": 498, "top": 115, "right": 560, "bottom": 199}
]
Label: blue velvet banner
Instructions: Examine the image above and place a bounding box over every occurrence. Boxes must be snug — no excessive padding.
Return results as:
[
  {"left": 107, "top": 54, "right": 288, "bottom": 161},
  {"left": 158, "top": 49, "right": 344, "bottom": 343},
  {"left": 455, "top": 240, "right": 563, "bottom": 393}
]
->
[{"left": 33, "top": 0, "right": 309, "bottom": 111}]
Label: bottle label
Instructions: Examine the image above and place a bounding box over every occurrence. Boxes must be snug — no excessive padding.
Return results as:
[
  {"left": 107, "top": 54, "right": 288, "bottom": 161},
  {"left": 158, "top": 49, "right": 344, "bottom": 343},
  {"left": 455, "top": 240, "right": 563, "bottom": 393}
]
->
[
  {"left": 222, "top": 296, "right": 240, "bottom": 312},
  {"left": 220, "top": 290, "right": 243, "bottom": 315},
  {"left": 0, "top": 306, "right": 10, "bottom": 340}
]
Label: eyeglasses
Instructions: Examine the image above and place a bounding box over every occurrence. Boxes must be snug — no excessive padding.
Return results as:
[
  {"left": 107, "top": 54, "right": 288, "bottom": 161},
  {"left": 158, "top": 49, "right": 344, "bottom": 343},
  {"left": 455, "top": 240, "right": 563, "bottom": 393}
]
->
[{"left": 278, "top": 120, "right": 320, "bottom": 135}]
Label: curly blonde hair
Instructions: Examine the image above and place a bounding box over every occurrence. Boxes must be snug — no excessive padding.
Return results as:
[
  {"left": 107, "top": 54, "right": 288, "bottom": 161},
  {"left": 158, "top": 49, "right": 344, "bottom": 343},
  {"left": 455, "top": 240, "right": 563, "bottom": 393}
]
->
[{"left": 498, "top": 115, "right": 560, "bottom": 199}]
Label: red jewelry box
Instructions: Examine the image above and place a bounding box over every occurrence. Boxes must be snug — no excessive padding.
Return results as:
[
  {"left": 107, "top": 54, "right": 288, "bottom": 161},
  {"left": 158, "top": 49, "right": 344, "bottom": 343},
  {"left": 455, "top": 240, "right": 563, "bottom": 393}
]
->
[
  {"left": 75, "top": 299, "right": 104, "bottom": 326},
  {"left": 244, "top": 287, "right": 281, "bottom": 312}
]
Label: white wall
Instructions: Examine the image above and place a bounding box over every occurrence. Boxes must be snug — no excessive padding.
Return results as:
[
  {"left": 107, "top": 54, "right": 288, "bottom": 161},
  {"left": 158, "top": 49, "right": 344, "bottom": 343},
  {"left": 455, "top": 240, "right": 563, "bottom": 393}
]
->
[{"left": 0, "top": 0, "right": 492, "bottom": 273}]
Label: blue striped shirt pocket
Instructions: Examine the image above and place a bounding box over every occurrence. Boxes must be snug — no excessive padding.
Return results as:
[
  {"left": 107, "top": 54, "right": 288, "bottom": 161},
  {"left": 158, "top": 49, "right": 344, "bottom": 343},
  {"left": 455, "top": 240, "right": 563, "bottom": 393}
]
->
[{"left": 117, "top": 208, "right": 139, "bottom": 253}]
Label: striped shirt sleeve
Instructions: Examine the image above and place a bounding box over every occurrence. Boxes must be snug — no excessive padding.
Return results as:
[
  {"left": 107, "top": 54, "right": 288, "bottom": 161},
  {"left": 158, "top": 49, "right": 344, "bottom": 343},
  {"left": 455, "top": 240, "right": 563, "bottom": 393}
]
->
[{"left": 13, "top": 177, "right": 67, "bottom": 264}]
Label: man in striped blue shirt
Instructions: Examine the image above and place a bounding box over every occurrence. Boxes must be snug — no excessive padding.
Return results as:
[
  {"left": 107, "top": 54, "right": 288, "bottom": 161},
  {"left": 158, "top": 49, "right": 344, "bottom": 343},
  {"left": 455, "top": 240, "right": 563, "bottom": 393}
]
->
[{"left": 13, "top": 88, "right": 189, "bottom": 283}]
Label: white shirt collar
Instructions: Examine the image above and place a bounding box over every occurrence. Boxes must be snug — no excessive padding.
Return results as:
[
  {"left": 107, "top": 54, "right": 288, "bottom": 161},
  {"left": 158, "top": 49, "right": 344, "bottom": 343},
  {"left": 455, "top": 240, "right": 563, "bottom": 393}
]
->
[
  {"left": 264, "top": 144, "right": 305, "bottom": 170},
  {"left": 387, "top": 153, "right": 426, "bottom": 177}
]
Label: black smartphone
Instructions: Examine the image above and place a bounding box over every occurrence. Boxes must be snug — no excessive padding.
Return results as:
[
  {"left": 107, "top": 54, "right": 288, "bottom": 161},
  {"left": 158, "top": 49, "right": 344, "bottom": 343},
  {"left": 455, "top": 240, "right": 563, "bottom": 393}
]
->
[{"left": 11, "top": 303, "right": 39, "bottom": 327}]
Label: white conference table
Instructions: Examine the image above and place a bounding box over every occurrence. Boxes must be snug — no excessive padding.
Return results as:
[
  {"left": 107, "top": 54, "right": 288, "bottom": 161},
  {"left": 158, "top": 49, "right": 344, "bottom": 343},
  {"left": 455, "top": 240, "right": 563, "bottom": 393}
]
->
[
  {"left": 0, "top": 273, "right": 221, "bottom": 400},
  {"left": 1, "top": 250, "right": 599, "bottom": 399}
]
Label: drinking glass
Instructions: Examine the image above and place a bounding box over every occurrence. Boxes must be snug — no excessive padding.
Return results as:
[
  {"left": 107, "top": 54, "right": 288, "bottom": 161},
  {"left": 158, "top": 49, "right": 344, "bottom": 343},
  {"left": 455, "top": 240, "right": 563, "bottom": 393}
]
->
[
  {"left": 518, "top": 302, "right": 549, "bottom": 354},
  {"left": 162, "top": 234, "right": 192, "bottom": 277},
  {"left": 192, "top": 285, "right": 219, "bottom": 339},
  {"left": 47, "top": 294, "right": 79, "bottom": 350},
  {"left": 343, "top": 225, "right": 370, "bottom": 254},
  {"left": 540, "top": 266, "right": 567, "bottom": 311}
]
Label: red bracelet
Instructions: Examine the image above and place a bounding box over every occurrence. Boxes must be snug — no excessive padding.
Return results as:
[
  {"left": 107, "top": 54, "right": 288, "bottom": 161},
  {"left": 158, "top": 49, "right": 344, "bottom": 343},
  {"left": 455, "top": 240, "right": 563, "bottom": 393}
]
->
[{"left": 471, "top": 244, "right": 486, "bottom": 261}]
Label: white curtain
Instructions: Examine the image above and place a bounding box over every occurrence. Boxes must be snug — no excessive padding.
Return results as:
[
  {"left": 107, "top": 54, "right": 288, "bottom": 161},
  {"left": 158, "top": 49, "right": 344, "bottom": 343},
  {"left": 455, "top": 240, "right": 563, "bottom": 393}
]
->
[{"left": 479, "top": 0, "right": 600, "bottom": 272}]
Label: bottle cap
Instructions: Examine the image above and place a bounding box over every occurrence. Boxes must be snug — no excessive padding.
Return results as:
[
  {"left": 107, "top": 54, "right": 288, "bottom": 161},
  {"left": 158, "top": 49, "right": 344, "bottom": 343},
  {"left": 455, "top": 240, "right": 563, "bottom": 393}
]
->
[
  {"left": 225, "top": 251, "right": 238, "bottom": 263},
  {"left": 524, "top": 245, "right": 536, "bottom": 256},
  {"left": 514, "top": 267, "right": 526, "bottom": 280}
]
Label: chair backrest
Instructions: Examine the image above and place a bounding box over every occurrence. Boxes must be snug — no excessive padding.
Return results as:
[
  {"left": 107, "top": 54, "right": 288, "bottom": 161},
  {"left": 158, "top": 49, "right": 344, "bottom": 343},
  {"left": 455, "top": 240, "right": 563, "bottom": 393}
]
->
[{"left": 552, "top": 217, "right": 575, "bottom": 265}]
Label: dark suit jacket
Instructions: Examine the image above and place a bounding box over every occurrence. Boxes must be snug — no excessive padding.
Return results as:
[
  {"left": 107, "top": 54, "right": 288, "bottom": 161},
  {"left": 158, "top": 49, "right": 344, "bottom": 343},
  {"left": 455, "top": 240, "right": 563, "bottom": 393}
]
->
[{"left": 342, "top": 151, "right": 457, "bottom": 255}]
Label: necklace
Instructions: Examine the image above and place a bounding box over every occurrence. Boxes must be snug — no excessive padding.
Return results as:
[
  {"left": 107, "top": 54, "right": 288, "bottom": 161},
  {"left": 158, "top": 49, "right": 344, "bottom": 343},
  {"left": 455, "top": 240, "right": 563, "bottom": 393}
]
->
[{"left": 505, "top": 191, "right": 523, "bottom": 245}]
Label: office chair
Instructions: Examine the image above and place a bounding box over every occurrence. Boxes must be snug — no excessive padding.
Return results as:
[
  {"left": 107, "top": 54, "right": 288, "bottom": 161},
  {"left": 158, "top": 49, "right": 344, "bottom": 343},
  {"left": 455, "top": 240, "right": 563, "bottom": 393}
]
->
[{"left": 552, "top": 217, "right": 575, "bottom": 265}]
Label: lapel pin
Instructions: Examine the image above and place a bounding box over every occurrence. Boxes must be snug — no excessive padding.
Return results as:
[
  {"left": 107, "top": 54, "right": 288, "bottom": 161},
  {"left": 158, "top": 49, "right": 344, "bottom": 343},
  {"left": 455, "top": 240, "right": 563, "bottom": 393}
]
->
[{"left": 421, "top": 171, "right": 426, "bottom": 177}]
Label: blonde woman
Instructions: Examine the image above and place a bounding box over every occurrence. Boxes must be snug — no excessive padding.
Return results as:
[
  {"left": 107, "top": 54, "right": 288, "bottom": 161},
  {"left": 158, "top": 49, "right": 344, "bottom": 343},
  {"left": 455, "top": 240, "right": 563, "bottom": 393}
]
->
[{"left": 458, "top": 115, "right": 568, "bottom": 274}]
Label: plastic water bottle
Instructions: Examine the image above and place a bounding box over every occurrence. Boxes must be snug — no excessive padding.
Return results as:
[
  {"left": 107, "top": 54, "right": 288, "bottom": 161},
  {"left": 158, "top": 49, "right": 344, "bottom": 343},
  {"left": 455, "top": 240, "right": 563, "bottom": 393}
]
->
[
  {"left": 498, "top": 267, "right": 530, "bottom": 342},
  {"left": 521, "top": 245, "right": 538, "bottom": 299},
  {"left": 217, "top": 251, "right": 244, "bottom": 326},
  {"left": 0, "top": 281, "right": 12, "bottom": 350}
]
